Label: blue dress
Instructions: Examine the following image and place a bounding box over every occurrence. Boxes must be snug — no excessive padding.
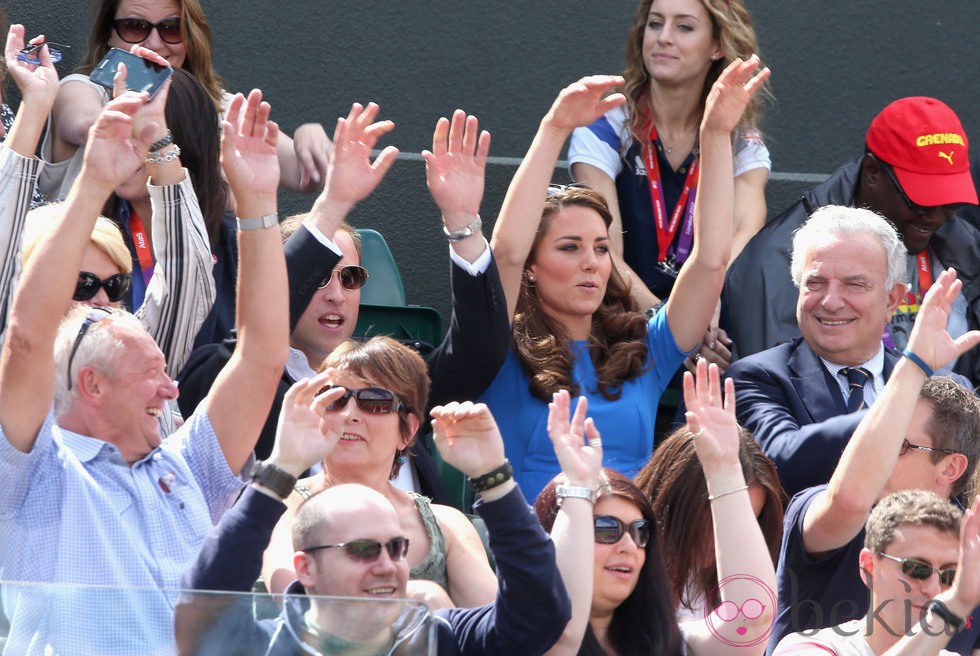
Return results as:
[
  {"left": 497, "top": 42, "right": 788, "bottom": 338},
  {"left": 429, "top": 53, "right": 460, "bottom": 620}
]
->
[{"left": 479, "top": 310, "right": 688, "bottom": 501}]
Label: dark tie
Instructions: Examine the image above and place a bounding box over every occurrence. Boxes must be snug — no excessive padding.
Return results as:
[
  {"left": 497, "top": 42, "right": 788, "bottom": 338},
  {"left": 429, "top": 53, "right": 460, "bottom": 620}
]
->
[{"left": 840, "top": 367, "right": 872, "bottom": 413}]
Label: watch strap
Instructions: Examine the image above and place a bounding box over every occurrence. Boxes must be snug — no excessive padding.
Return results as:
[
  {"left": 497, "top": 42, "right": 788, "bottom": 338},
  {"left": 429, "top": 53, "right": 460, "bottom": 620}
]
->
[
  {"left": 251, "top": 460, "right": 297, "bottom": 499},
  {"left": 468, "top": 459, "right": 513, "bottom": 492},
  {"left": 926, "top": 599, "right": 966, "bottom": 631},
  {"left": 443, "top": 215, "right": 482, "bottom": 243},
  {"left": 555, "top": 484, "right": 598, "bottom": 505},
  {"left": 237, "top": 212, "right": 279, "bottom": 231}
]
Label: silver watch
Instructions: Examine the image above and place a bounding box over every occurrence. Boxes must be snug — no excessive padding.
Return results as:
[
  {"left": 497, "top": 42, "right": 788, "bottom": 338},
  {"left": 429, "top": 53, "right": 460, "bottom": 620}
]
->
[{"left": 443, "top": 215, "right": 482, "bottom": 243}]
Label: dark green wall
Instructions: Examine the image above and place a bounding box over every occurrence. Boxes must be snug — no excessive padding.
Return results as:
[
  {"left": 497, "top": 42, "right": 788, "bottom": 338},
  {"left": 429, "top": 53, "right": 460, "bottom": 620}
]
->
[{"left": 13, "top": 1, "right": 980, "bottom": 321}]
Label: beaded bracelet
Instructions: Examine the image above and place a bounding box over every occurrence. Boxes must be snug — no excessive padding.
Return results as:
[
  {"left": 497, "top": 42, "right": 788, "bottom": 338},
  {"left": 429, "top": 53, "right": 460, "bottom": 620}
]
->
[
  {"left": 149, "top": 130, "right": 173, "bottom": 154},
  {"left": 145, "top": 144, "right": 181, "bottom": 164}
]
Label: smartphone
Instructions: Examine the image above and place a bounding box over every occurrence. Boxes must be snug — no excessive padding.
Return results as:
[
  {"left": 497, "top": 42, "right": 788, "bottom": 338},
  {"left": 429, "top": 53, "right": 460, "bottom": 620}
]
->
[{"left": 89, "top": 48, "right": 173, "bottom": 99}]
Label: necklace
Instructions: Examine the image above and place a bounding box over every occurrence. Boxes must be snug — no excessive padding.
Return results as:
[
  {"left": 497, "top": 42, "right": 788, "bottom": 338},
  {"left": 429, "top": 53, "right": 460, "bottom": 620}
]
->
[{"left": 659, "top": 130, "right": 696, "bottom": 155}]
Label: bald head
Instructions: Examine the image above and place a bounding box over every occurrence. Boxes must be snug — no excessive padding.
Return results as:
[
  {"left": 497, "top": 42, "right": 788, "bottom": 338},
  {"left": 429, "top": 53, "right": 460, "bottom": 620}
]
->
[{"left": 292, "top": 484, "right": 397, "bottom": 552}]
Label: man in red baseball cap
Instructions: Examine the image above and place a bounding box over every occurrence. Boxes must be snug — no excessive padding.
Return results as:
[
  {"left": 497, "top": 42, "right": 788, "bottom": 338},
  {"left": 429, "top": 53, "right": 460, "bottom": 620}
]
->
[{"left": 725, "top": 96, "right": 980, "bottom": 386}]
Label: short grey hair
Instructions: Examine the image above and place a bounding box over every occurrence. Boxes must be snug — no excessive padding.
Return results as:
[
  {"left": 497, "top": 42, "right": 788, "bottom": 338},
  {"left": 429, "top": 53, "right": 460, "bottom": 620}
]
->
[
  {"left": 790, "top": 205, "right": 907, "bottom": 290},
  {"left": 52, "top": 306, "right": 145, "bottom": 416}
]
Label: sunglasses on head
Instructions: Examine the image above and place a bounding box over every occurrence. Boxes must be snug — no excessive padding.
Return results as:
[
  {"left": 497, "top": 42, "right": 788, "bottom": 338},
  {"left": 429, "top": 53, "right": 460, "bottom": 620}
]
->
[
  {"left": 66, "top": 307, "right": 114, "bottom": 390},
  {"left": 74, "top": 271, "right": 132, "bottom": 303},
  {"left": 319, "top": 265, "right": 369, "bottom": 291},
  {"left": 876, "top": 157, "right": 966, "bottom": 218},
  {"left": 322, "top": 385, "right": 405, "bottom": 415},
  {"left": 111, "top": 17, "right": 182, "bottom": 45},
  {"left": 546, "top": 182, "right": 591, "bottom": 198},
  {"left": 303, "top": 537, "right": 409, "bottom": 563},
  {"left": 593, "top": 515, "right": 650, "bottom": 548},
  {"left": 877, "top": 552, "right": 956, "bottom": 587}
]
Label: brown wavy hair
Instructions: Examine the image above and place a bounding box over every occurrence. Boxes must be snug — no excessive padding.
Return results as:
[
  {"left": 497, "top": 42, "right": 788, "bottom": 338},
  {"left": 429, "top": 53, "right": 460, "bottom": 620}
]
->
[
  {"left": 634, "top": 424, "right": 785, "bottom": 612},
  {"left": 621, "top": 0, "right": 768, "bottom": 146},
  {"left": 79, "top": 0, "right": 225, "bottom": 108},
  {"left": 535, "top": 468, "right": 684, "bottom": 656},
  {"left": 513, "top": 187, "right": 648, "bottom": 402}
]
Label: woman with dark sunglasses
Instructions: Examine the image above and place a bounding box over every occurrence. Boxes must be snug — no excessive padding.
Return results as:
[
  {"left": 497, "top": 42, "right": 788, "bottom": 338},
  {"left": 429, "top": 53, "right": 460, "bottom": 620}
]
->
[
  {"left": 479, "top": 57, "right": 768, "bottom": 503},
  {"left": 261, "top": 336, "right": 499, "bottom": 610},
  {"left": 534, "top": 362, "right": 776, "bottom": 656},
  {"left": 39, "top": 0, "right": 331, "bottom": 202}
]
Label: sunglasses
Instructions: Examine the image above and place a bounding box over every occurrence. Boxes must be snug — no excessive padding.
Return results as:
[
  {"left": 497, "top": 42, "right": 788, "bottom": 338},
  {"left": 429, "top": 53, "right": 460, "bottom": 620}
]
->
[
  {"left": 546, "top": 182, "right": 591, "bottom": 198},
  {"left": 303, "top": 537, "right": 410, "bottom": 563},
  {"left": 594, "top": 515, "right": 651, "bottom": 548},
  {"left": 111, "top": 17, "right": 182, "bottom": 45},
  {"left": 17, "top": 41, "right": 70, "bottom": 65},
  {"left": 322, "top": 385, "right": 405, "bottom": 415},
  {"left": 877, "top": 552, "right": 956, "bottom": 587},
  {"left": 899, "top": 438, "right": 959, "bottom": 458},
  {"left": 877, "top": 158, "right": 965, "bottom": 218},
  {"left": 66, "top": 307, "right": 113, "bottom": 390},
  {"left": 319, "top": 265, "right": 369, "bottom": 291},
  {"left": 74, "top": 271, "right": 132, "bottom": 303}
]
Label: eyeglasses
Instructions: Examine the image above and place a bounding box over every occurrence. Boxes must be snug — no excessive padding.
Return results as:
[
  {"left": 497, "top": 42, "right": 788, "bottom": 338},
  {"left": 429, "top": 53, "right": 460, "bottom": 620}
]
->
[
  {"left": 319, "top": 265, "right": 369, "bottom": 291},
  {"left": 74, "top": 271, "right": 132, "bottom": 303},
  {"left": 593, "top": 515, "right": 651, "bottom": 548},
  {"left": 877, "top": 157, "right": 965, "bottom": 218},
  {"left": 17, "top": 41, "right": 71, "bottom": 65},
  {"left": 66, "top": 308, "right": 113, "bottom": 390},
  {"left": 899, "top": 438, "right": 959, "bottom": 457},
  {"left": 322, "top": 386, "right": 406, "bottom": 415},
  {"left": 303, "top": 537, "right": 410, "bottom": 563},
  {"left": 877, "top": 552, "right": 956, "bottom": 587},
  {"left": 111, "top": 17, "right": 182, "bottom": 45}
]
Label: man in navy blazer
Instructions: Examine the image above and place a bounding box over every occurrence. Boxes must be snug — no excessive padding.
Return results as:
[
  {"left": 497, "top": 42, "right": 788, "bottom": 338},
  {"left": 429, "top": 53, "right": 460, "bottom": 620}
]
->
[{"left": 727, "top": 205, "right": 909, "bottom": 497}]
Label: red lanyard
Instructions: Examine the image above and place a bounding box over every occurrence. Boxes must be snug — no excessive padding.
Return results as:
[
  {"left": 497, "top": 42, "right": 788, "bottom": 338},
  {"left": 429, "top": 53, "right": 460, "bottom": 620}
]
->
[
  {"left": 915, "top": 250, "right": 932, "bottom": 295},
  {"left": 645, "top": 124, "right": 699, "bottom": 263},
  {"left": 129, "top": 210, "right": 155, "bottom": 285}
]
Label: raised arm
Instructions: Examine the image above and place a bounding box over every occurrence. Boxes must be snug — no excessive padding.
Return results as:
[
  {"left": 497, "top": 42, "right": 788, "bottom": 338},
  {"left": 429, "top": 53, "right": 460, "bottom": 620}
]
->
[
  {"left": 802, "top": 268, "right": 980, "bottom": 555},
  {"left": 681, "top": 362, "right": 776, "bottom": 656},
  {"left": 0, "top": 27, "right": 60, "bottom": 341},
  {"left": 199, "top": 90, "right": 289, "bottom": 474},
  {"left": 275, "top": 121, "right": 332, "bottom": 193},
  {"left": 423, "top": 109, "right": 510, "bottom": 405},
  {"left": 665, "top": 56, "right": 769, "bottom": 352},
  {"left": 543, "top": 390, "right": 604, "bottom": 656},
  {"left": 490, "top": 75, "right": 626, "bottom": 319},
  {"left": 0, "top": 89, "right": 155, "bottom": 451}
]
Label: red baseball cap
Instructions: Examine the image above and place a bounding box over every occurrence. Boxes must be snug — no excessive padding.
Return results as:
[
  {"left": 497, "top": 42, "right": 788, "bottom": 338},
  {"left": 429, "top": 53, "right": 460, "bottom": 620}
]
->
[{"left": 866, "top": 97, "right": 978, "bottom": 206}]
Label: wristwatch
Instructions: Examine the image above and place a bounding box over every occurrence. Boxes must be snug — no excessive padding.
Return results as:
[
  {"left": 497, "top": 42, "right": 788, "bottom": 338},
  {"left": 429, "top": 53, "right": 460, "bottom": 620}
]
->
[
  {"left": 556, "top": 484, "right": 598, "bottom": 506},
  {"left": 926, "top": 599, "right": 966, "bottom": 632},
  {"left": 251, "top": 460, "right": 297, "bottom": 499},
  {"left": 443, "top": 215, "right": 482, "bottom": 243}
]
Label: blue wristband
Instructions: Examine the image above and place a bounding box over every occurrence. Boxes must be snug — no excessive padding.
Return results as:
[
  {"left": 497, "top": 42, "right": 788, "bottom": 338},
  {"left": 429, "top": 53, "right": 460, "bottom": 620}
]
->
[{"left": 902, "top": 349, "right": 934, "bottom": 377}]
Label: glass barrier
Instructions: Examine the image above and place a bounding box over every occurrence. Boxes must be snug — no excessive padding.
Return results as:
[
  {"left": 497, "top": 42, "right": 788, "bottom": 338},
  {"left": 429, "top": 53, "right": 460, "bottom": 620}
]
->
[{"left": 0, "top": 580, "right": 436, "bottom": 655}]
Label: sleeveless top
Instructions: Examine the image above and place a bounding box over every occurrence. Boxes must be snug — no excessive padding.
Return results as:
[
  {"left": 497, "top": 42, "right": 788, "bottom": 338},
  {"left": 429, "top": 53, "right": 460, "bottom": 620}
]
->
[{"left": 295, "top": 484, "right": 448, "bottom": 590}]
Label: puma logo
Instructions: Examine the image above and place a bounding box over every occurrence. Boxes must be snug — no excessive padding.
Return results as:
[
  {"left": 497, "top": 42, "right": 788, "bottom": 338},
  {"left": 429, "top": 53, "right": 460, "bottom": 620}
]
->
[{"left": 939, "top": 151, "right": 954, "bottom": 165}]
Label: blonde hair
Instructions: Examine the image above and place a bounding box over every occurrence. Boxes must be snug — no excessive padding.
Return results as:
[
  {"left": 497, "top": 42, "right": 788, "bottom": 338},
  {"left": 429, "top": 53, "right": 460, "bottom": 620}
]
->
[{"left": 22, "top": 205, "right": 132, "bottom": 274}]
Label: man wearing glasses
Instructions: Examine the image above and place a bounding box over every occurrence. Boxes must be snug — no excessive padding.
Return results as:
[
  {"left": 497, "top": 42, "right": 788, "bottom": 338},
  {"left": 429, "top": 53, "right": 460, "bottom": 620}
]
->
[
  {"left": 726, "top": 97, "right": 980, "bottom": 385},
  {"left": 0, "top": 89, "right": 289, "bottom": 654},
  {"left": 763, "top": 267, "right": 980, "bottom": 654},
  {"left": 177, "top": 379, "right": 571, "bottom": 656}
]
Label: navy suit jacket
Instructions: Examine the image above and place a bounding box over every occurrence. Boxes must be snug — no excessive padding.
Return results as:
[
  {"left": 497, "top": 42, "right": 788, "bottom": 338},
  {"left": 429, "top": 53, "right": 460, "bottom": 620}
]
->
[{"left": 726, "top": 337, "right": 899, "bottom": 498}]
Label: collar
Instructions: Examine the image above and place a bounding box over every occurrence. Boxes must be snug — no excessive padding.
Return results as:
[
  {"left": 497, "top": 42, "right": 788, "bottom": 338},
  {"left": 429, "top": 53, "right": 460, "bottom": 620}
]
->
[
  {"left": 59, "top": 426, "right": 126, "bottom": 465},
  {"left": 285, "top": 346, "right": 317, "bottom": 383},
  {"left": 820, "top": 344, "right": 886, "bottom": 381}
]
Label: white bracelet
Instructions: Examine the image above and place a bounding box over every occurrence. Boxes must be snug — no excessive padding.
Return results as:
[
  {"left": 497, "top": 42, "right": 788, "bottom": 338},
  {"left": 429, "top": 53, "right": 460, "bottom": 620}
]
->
[
  {"left": 707, "top": 484, "right": 749, "bottom": 501},
  {"left": 145, "top": 144, "right": 181, "bottom": 164},
  {"left": 237, "top": 212, "right": 278, "bottom": 231}
]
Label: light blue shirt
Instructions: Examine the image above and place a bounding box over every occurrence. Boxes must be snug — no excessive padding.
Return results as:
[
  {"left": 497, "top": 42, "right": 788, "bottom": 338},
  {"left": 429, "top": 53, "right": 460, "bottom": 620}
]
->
[{"left": 0, "top": 409, "right": 249, "bottom": 654}]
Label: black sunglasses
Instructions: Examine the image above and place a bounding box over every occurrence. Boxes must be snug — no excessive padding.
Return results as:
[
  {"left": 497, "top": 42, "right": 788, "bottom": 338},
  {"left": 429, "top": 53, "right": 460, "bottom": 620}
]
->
[
  {"left": 899, "top": 438, "right": 959, "bottom": 457},
  {"left": 323, "top": 385, "right": 405, "bottom": 415},
  {"left": 74, "top": 271, "right": 132, "bottom": 303},
  {"left": 877, "top": 552, "right": 956, "bottom": 587},
  {"left": 319, "top": 265, "right": 369, "bottom": 291},
  {"left": 876, "top": 157, "right": 965, "bottom": 218},
  {"left": 303, "top": 537, "right": 410, "bottom": 563},
  {"left": 111, "top": 17, "right": 182, "bottom": 45},
  {"left": 594, "top": 515, "right": 650, "bottom": 548},
  {"left": 66, "top": 307, "right": 113, "bottom": 390}
]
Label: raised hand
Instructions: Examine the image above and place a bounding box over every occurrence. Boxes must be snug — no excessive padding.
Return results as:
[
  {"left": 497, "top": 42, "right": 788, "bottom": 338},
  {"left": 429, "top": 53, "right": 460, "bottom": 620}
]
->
[
  {"left": 81, "top": 92, "right": 157, "bottom": 192},
  {"left": 320, "top": 102, "right": 398, "bottom": 211},
  {"left": 701, "top": 54, "right": 770, "bottom": 136},
  {"left": 948, "top": 496, "right": 980, "bottom": 612},
  {"left": 682, "top": 360, "right": 741, "bottom": 474},
  {"left": 545, "top": 75, "right": 626, "bottom": 133},
  {"left": 906, "top": 268, "right": 980, "bottom": 371},
  {"left": 220, "top": 90, "right": 280, "bottom": 207},
  {"left": 423, "top": 109, "right": 490, "bottom": 226},
  {"left": 292, "top": 122, "right": 332, "bottom": 190},
  {"left": 430, "top": 401, "right": 506, "bottom": 479},
  {"left": 268, "top": 369, "right": 346, "bottom": 477},
  {"left": 4, "top": 26, "right": 59, "bottom": 108},
  {"left": 112, "top": 47, "right": 172, "bottom": 144},
  {"left": 546, "top": 390, "right": 602, "bottom": 488}
]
